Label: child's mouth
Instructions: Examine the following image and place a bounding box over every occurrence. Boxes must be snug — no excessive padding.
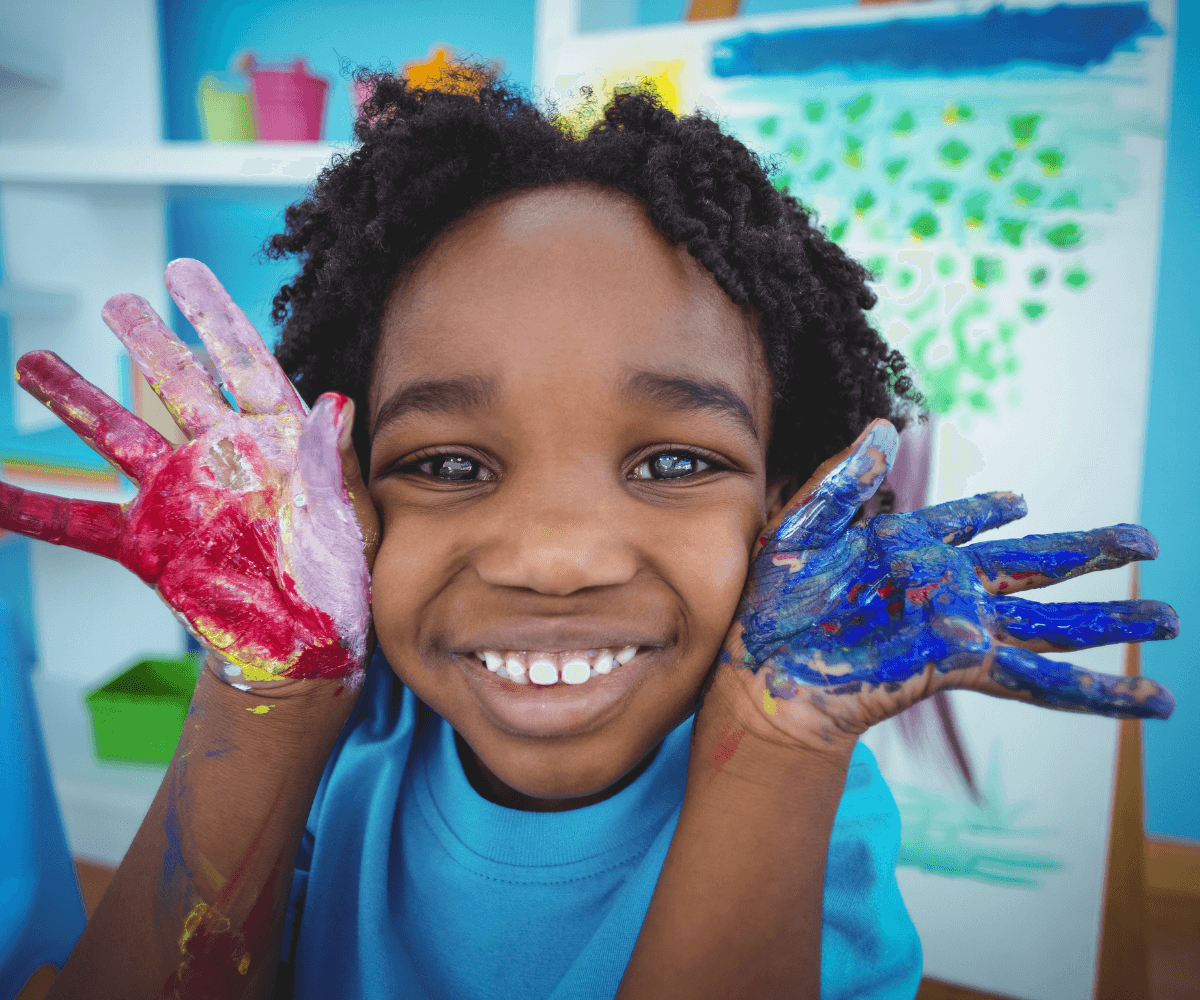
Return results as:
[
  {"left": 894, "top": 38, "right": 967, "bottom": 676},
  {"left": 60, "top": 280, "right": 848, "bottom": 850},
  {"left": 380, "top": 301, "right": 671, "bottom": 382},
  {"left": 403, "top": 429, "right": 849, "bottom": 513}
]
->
[{"left": 470, "top": 647, "right": 641, "bottom": 687}]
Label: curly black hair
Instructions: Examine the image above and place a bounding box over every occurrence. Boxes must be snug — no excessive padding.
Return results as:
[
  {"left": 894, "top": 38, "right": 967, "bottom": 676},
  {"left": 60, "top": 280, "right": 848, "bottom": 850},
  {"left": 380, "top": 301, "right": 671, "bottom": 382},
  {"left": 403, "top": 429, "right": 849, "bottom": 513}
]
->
[{"left": 267, "top": 67, "right": 918, "bottom": 484}]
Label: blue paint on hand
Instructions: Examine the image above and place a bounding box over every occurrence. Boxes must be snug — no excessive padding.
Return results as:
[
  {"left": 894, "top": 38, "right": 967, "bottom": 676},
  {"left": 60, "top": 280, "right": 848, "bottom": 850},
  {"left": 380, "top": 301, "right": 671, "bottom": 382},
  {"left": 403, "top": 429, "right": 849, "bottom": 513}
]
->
[{"left": 735, "top": 428, "right": 1177, "bottom": 721}]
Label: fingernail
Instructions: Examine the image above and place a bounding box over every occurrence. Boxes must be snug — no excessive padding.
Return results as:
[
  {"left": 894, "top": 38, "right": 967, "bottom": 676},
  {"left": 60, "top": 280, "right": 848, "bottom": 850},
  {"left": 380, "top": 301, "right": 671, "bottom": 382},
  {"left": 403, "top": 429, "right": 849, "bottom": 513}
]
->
[{"left": 337, "top": 397, "right": 355, "bottom": 451}]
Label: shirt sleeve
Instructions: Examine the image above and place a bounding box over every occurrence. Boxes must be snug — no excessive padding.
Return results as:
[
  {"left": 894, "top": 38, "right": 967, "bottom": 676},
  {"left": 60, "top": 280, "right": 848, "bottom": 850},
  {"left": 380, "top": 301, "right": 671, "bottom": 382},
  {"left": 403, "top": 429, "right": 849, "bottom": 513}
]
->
[{"left": 820, "top": 741, "right": 923, "bottom": 1000}]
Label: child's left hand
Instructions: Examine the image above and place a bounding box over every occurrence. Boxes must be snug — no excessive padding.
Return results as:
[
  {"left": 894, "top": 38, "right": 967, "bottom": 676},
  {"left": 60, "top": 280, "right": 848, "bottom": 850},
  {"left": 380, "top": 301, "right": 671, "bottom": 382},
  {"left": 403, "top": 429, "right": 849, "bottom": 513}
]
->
[{"left": 718, "top": 419, "right": 1178, "bottom": 755}]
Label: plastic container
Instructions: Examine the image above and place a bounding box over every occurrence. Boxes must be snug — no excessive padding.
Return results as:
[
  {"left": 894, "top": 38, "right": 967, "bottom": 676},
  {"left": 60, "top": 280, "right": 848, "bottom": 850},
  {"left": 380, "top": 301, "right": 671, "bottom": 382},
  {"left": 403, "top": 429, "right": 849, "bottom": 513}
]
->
[
  {"left": 85, "top": 655, "right": 202, "bottom": 764},
  {"left": 197, "top": 74, "right": 255, "bottom": 142},
  {"left": 248, "top": 58, "right": 329, "bottom": 141}
]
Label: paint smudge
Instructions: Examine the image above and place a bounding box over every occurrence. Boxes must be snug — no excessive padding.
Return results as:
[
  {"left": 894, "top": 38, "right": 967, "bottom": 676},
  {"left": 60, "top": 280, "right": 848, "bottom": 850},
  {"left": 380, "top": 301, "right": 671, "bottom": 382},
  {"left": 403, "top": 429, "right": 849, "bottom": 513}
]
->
[
  {"left": 711, "top": 723, "right": 746, "bottom": 778},
  {"left": 245, "top": 704, "right": 274, "bottom": 715}
]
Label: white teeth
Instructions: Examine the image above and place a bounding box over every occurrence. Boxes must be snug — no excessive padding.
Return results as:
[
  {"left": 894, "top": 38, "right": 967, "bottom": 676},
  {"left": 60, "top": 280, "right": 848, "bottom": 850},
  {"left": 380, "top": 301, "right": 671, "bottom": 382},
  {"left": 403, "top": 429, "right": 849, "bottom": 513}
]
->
[
  {"left": 472, "top": 646, "right": 643, "bottom": 686},
  {"left": 529, "top": 657, "right": 559, "bottom": 686},
  {"left": 561, "top": 658, "right": 590, "bottom": 685}
]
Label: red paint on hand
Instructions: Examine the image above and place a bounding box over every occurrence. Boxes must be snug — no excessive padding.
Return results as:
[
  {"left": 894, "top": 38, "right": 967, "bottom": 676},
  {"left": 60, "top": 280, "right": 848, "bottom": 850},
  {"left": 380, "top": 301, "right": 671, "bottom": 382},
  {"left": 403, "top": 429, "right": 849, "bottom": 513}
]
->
[{"left": 710, "top": 723, "right": 746, "bottom": 779}]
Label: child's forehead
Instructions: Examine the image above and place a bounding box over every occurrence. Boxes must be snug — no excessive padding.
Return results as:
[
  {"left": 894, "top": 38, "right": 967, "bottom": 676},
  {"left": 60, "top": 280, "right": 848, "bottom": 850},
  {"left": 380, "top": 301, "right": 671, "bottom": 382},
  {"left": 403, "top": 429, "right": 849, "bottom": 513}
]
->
[{"left": 370, "top": 183, "right": 771, "bottom": 418}]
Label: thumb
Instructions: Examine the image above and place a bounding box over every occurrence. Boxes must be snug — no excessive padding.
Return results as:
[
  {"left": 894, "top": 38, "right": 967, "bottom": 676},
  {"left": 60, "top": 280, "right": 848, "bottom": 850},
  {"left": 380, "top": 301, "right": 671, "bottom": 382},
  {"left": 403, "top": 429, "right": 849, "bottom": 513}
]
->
[
  {"left": 756, "top": 418, "right": 897, "bottom": 558},
  {"left": 296, "top": 393, "right": 380, "bottom": 570}
]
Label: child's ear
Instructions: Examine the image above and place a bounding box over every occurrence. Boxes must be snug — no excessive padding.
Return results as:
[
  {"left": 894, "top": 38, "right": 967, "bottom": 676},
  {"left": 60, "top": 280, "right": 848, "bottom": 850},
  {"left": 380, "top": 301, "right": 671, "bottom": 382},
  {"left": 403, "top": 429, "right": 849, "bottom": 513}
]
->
[{"left": 765, "top": 475, "right": 799, "bottom": 521}]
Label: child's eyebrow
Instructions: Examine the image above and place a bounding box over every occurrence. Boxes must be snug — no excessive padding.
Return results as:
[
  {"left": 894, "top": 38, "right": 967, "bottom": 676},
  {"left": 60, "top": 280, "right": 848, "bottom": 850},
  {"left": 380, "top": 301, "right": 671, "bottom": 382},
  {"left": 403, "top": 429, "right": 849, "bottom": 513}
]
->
[
  {"left": 623, "top": 369, "right": 759, "bottom": 442},
  {"left": 371, "top": 374, "right": 497, "bottom": 437}
]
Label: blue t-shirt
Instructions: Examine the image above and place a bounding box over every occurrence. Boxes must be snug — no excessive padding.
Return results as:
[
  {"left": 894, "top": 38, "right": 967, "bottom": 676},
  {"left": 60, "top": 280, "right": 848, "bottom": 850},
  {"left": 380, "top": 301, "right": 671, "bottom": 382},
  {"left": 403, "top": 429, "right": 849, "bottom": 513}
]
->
[{"left": 282, "top": 652, "right": 921, "bottom": 998}]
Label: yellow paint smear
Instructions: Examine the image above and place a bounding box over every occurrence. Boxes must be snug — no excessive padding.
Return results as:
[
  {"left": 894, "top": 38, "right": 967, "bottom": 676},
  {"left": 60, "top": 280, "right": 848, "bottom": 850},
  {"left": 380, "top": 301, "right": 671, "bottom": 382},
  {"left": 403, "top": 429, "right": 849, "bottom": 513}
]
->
[
  {"left": 246, "top": 704, "right": 274, "bottom": 714},
  {"left": 179, "top": 901, "right": 208, "bottom": 953},
  {"left": 762, "top": 689, "right": 778, "bottom": 715}
]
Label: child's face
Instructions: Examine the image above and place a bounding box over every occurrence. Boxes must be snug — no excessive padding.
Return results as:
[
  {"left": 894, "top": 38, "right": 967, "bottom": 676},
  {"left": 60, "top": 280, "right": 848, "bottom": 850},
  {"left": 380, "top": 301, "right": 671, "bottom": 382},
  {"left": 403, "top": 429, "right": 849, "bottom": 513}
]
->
[{"left": 366, "top": 184, "right": 780, "bottom": 806}]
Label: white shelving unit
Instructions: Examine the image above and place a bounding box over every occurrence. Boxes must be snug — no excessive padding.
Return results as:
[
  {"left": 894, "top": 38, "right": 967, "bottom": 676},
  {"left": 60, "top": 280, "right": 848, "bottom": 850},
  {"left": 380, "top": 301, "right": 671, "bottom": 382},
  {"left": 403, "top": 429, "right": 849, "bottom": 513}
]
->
[{"left": 0, "top": 141, "right": 347, "bottom": 188}]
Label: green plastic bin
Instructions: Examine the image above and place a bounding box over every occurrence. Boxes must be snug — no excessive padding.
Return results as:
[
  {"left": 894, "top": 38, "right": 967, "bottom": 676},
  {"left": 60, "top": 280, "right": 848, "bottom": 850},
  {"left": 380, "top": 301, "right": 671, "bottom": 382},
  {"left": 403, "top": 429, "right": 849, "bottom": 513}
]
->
[
  {"left": 85, "top": 655, "right": 202, "bottom": 764},
  {"left": 198, "top": 74, "right": 255, "bottom": 142}
]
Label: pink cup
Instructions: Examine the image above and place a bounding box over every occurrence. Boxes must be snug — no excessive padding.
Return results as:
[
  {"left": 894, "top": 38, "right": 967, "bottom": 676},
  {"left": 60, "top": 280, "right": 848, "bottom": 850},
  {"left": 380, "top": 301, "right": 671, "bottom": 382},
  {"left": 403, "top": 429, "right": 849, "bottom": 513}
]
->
[{"left": 249, "top": 59, "right": 329, "bottom": 141}]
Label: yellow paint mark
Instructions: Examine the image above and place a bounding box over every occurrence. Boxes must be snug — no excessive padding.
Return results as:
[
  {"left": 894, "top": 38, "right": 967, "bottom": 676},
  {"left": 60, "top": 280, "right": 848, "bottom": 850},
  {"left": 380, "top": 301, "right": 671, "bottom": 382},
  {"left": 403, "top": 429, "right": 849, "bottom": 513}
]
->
[
  {"left": 238, "top": 953, "right": 251, "bottom": 976},
  {"left": 179, "top": 901, "right": 208, "bottom": 953},
  {"left": 762, "top": 688, "right": 778, "bottom": 715},
  {"left": 246, "top": 704, "right": 275, "bottom": 714},
  {"left": 198, "top": 853, "right": 228, "bottom": 894},
  {"left": 404, "top": 46, "right": 486, "bottom": 97}
]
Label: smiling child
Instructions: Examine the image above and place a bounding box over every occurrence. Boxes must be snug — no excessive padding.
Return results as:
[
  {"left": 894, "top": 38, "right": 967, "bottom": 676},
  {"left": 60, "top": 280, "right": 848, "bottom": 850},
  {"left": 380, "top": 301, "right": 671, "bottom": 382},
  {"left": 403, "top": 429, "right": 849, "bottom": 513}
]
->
[{"left": 4, "top": 70, "right": 1176, "bottom": 1000}]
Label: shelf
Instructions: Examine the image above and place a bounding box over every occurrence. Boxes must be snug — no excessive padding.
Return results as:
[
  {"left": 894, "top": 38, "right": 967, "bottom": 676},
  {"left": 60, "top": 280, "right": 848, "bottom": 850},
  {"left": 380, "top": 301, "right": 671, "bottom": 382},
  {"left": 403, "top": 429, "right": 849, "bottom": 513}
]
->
[
  {"left": 0, "top": 284, "right": 74, "bottom": 319},
  {"left": 0, "top": 39, "right": 61, "bottom": 88},
  {"left": 0, "top": 141, "right": 351, "bottom": 188}
]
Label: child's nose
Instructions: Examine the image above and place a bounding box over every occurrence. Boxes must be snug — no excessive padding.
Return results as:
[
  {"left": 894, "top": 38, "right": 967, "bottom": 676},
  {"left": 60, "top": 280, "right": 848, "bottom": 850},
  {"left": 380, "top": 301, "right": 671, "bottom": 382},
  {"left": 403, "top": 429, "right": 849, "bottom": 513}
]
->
[{"left": 472, "top": 487, "right": 639, "bottom": 596}]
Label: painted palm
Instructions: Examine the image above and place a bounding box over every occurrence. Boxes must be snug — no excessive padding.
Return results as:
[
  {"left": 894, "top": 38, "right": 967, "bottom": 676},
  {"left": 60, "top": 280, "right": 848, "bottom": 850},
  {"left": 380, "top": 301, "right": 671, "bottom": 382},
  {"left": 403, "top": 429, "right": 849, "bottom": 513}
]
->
[{"left": 731, "top": 84, "right": 1149, "bottom": 418}]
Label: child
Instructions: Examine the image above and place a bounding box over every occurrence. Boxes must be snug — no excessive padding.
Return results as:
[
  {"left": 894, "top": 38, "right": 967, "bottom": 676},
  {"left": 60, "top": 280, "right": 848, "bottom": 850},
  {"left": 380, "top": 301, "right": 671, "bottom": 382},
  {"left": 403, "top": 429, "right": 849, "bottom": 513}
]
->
[{"left": 2, "top": 71, "right": 1176, "bottom": 1000}]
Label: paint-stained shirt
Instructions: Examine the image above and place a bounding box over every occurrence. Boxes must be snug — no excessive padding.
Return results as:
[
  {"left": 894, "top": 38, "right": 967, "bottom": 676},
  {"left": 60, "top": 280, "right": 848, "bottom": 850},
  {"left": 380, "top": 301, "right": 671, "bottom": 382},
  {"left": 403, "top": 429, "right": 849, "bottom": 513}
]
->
[{"left": 280, "top": 651, "right": 922, "bottom": 999}]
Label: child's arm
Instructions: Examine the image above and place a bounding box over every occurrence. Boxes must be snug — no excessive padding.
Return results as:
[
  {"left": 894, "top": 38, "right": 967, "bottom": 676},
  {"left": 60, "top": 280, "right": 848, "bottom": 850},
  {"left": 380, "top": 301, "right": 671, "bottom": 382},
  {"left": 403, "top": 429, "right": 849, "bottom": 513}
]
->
[
  {"left": 0, "top": 260, "right": 377, "bottom": 998},
  {"left": 619, "top": 420, "right": 1177, "bottom": 1000}
]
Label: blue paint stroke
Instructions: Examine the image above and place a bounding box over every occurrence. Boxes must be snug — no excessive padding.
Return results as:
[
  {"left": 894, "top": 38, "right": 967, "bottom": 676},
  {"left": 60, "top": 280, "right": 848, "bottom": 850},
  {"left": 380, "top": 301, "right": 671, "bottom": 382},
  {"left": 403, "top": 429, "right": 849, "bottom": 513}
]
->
[{"left": 712, "top": 3, "right": 1161, "bottom": 80}]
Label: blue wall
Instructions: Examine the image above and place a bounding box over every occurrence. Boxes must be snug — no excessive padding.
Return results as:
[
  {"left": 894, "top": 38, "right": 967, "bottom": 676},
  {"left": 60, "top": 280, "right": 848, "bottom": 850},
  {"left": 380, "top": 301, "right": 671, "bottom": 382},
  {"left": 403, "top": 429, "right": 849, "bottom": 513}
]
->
[{"left": 1141, "top": 2, "right": 1199, "bottom": 843}]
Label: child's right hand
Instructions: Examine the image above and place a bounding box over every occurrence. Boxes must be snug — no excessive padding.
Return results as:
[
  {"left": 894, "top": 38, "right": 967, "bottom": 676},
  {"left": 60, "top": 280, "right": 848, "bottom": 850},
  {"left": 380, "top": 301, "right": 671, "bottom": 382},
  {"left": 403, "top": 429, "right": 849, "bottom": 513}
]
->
[{"left": 0, "top": 259, "right": 376, "bottom": 689}]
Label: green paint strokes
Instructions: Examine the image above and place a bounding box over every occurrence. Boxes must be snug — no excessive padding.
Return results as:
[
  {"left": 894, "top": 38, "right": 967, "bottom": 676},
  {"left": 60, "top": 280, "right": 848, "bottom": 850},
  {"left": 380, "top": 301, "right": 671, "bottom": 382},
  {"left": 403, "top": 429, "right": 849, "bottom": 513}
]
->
[
  {"left": 998, "top": 320, "right": 1018, "bottom": 344},
  {"left": 891, "top": 109, "right": 915, "bottom": 135},
  {"left": 772, "top": 172, "right": 792, "bottom": 193},
  {"left": 1013, "top": 180, "right": 1043, "bottom": 205},
  {"left": 943, "top": 102, "right": 973, "bottom": 123},
  {"left": 1064, "top": 267, "right": 1090, "bottom": 289},
  {"left": 1050, "top": 189, "right": 1079, "bottom": 208},
  {"left": 972, "top": 256, "right": 1004, "bottom": 289},
  {"left": 884, "top": 156, "right": 909, "bottom": 182},
  {"left": 843, "top": 134, "right": 865, "bottom": 168},
  {"left": 1029, "top": 266, "right": 1048, "bottom": 286},
  {"left": 804, "top": 100, "right": 825, "bottom": 123},
  {"left": 843, "top": 92, "right": 872, "bottom": 122},
  {"left": 962, "top": 190, "right": 990, "bottom": 229},
  {"left": 940, "top": 139, "right": 971, "bottom": 167},
  {"left": 867, "top": 255, "right": 888, "bottom": 279},
  {"left": 936, "top": 254, "right": 956, "bottom": 277},
  {"left": 1045, "top": 221, "right": 1084, "bottom": 249},
  {"left": 1036, "top": 147, "right": 1065, "bottom": 175},
  {"left": 909, "top": 211, "right": 939, "bottom": 240},
  {"left": 896, "top": 268, "right": 915, "bottom": 289},
  {"left": 786, "top": 139, "right": 807, "bottom": 163},
  {"left": 810, "top": 159, "right": 833, "bottom": 182},
  {"left": 904, "top": 289, "right": 940, "bottom": 323},
  {"left": 895, "top": 747, "right": 1062, "bottom": 888},
  {"left": 986, "top": 150, "right": 1015, "bottom": 181},
  {"left": 854, "top": 188, "right": 878, "bottom": 216},
  {"left": 1021, "top": 301, "right": 1047, "bottom": 320},
  {"left": 1009, "top": 113, "right": 1041, "bottom": 146},
  {"left": 758, "top": 116, "right": 779, "bottom": 138},
  {"left": 918, "top": 179, "right": 955, "bottom": 204},
  {"left": 829, "top": 218, "right": 849, "bottom": 243},
  {"left": 997, "top": 218, "right": 1029, "bottom": 247}
]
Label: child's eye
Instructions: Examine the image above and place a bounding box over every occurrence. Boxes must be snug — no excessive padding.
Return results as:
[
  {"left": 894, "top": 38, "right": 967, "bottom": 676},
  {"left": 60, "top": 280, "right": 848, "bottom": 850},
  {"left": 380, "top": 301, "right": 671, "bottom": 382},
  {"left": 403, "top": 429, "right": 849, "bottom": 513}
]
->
[
  {"left": 632, "top": 451, "right": 713, "bottom": 481},
  {"left": 413, "top": 454, "right": 494, "bottom": 481}
]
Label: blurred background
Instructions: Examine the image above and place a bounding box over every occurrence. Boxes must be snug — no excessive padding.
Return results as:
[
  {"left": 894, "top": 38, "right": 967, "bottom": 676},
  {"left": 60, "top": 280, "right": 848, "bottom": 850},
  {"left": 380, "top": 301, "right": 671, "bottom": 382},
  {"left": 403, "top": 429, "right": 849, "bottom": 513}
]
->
[{"left": 0, "top": 1, "right": 1194, "bottom": 998}]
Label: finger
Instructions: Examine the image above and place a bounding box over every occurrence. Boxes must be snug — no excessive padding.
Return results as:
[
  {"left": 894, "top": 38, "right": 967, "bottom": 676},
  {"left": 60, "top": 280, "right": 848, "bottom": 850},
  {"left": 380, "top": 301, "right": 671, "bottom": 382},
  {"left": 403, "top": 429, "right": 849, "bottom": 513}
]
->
[
  {"left": 15, "top": 351, "right": 171, "bottom": 482},
  {"left": 966, "top": 524, "right": 1158, "bottom": 594},
  {"left": 762, "top": 419, "right": 898, "bottom": 553},
  {"left": 165, "top": 259, "right": 306, "bottom": 417},
  {"left": 987, "top": 644, "right": 1174, "bottom": 719},
  {"left": 909, "top": 492, "right": 1027, "bottom": 546},
  {"left": 993, "top": 595, "right": 1179, "bottom": 651},
  {"left": 102, "top": 293, "right": 229, "bottom": 437},
  {"left": 0, "top": 482, "right": 122, "bottom": 559}
]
